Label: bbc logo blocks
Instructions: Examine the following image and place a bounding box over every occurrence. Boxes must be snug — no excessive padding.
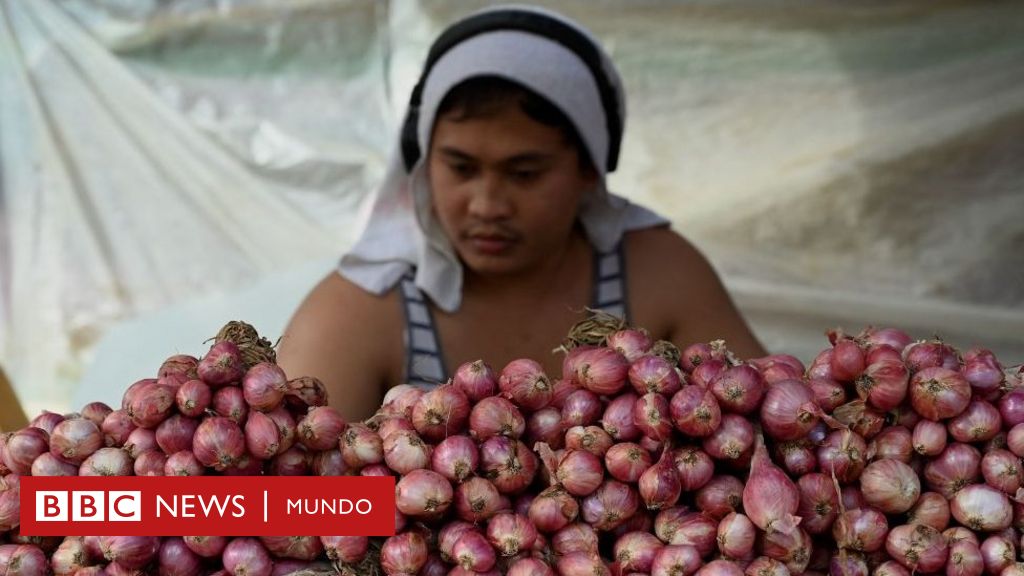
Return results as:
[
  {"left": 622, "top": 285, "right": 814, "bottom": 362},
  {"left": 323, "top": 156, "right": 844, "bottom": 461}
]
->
[{"left": 35, "top": 491, "right": 142, "bottom": 522}]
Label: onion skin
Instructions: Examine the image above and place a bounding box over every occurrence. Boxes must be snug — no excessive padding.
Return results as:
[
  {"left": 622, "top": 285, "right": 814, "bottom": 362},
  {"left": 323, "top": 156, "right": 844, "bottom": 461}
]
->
[
  {"left": 710, "top": 365, "right": 765, "bottom": 415},
  {"left": 910, "top": 367, "right": 972, "bottom": 421},
  {"left": 885, "top": 523, "right": 949, "bottom": 573},
  {"left": 833, "top": 508, "right": 889, "bottom": 552},
  {"left": 670, "top": 386, "right": 722, "bottom": 438},
  {"left": 100, "top": 536, "right": 161, "bottom": 570},
  {"left": 951, "top": 484, "right": 1013, "bottom": 532},
  {"left": 499, "top": 359, "right": 552, "bottom": 411},
  {"left": 983, "top": 449, "right": 1023, "bottom": 495},
  {"left": 907, "top": 492, "right": 950, "bottom": 531},
  {"left": 759, "top": 379, "right": 821, "bottom": 441},
  {"left": 743, "top": 436, "right": 799, "bottom": 533},
  {"left": 860, "top": 459, "right": 921, "bottom": 514},
  {"left": 796, "top": 473, "right": 839, "bottom": 535}
]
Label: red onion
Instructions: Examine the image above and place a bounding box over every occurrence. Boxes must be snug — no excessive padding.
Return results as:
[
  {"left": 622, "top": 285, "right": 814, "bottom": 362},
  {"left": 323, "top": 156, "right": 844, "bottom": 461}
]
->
[
  {"left": 855, "top": 360, "right": 909, "bottom": 411},
  {"left": 470, "top": 397, "right": 525, "bottom": 441},
  {"left": 833, "top": 400, "right": 885, "bottom": 439},
  {"left": 609, "top": 329, "right": 653, "bottom": 362},
  {"left": 382, "top": 384, "right": 423, "bottom": 419},
  {"left": 603, "top": 393, "right": 642, "bottom": 442},
  {"left": 241, "top": 363, "right": 288, "bottom": 411},
  {"left": 159, "top": 353, "right": 199, "bottom": 379},
  {"left": 704, "top": 413, "right": 754, "bottom": 461},
  {"left": 614, "top": 530, "right": 663, "bottom": 572},
  {"left": 948, "top": 540, "right": 984, "bottom": 576},
  {"left": 904, "top": 340, "right": 961, "bottom": 373},
  {"left": 382, "top": 430, "right": 431, "bottom": 475},
  {"left": 868, "top": 345, "right": 905, "bottom": 365},
  {"left": 635, "top": 393, "right": 673, "bottom": 441},
  {"left": 0, "top": 544, "right": 48, "bottom": 575},
  {"left": 999, "top": 390, "right": 1024, "bottom": 428},
  {"left": 156, "top": 414, "right": 199, "bottom": 456},
  {"left": 557, "top": 551, "right": 611, "bottom": 576},
  {"left": 310, "top": 449, "right": 346, "bottom": 476},
  {"left": 507, "top": 558, "right": 555, "bottom": 576},
  {"left": 500, "top": 359, "right": 553, "bottom": 411},
  {"left": 913, "top": 419, "right": 948, "bottom": 456},
  {"left": 551, "top": 522, "right": 599, "bottom": 556},
  {"left": 1, "top": 481, "right": 21, "bottom": 532},
  {"left": 411, "top": 384, "right": 471, "bottom": 441},
  {"left": 258, "top": 536, "right": 322, "bottom": 561},
  {"left": 182, "top": 535, "right": 227, "bottom": 558},
  {"left": 297, "top": 407, "right": 346, "bottom": 451},
  {"left": 126, "top": 383, "right": 176, "bottom": 429},
  {"left": 212, "top": 386, "right": 248, "bottom": 425},
  {"left": 983, "top": 449, "right": 1023, "bottom": 494},
  {"left": 980, "top": 534, "right": 1015, "bottom": 575},
  {"left": 651, "top": 544, "right": 702, "bottom": 576},
  {"left": 907, "top": 492, "right": 950, "bottom": 530},
  {"left": 4, "top": 427, "right": 49, "bottom": 474},
  {"left": 640, "top": 446, "right": 682, "bottom": 510},
  {"left": 755, "top": 356, "right": 805, "bottom": 385},
  {"left": 860, "top": 459, "right": 921, "bottom": 514},
  {"left": 670, "top": 385, "right": 722, "bottom": 438},
  {"left": 197, "top": 341, "right": 245, "bottom": 386},
  {"left": 78, "top": 444, "right": 133, "bottom": 475},
  {"left": 944, "top": 527, "right": 979, "bottom": 546},
  {"left": 1009, "top": 424, "right": 1024, "bottom": 458},
  {"left": 30, "top": 411, "right": 65, "bottom": 435},
  {"left": 963, "top": 349, "right": 1004, "bottom": 395},
  {"left": 605, "top": 442, "right": 652, "bottom": 483},
  {"left": 561, "top": 389, "right": 602, "bottom": 428},
  {"left": 242, "top": 411, "right": 279, "bottom": 459},
  {"left": 318, "top": 535, "right": 367, "bottom": 566},
  {"left": 630, "top": 355, "right": 682, "bottom": 396},
  {"left": 830, "top": 553, "right": 869, "bottom": 576},
  {"left": 697, "top": 475, "right": 744, "bottom": 519},
  {"left": 165, "top": 451, "right": 204, "bottom": 476},
  {"left": 760, "top": 379, "right": 821, "bottom": 441},
  {"left": 121, "top": 378, "right": 156, "bottom": 409},
  {"left": 885, "top": 524, "right": 948, "bottom": 573},
  {"left": 527, "top": 407, "right": 565, "bottom": 449},
  {"left": 453, "top": 530, "right": 495, "bottom": 572},
  {"left": 581, "top": 479, "right": 640, "bottom": 531},
  {"left": 808, "top": 378, "right": 847, "bottom": 412},
  {"left": 841, "top": 486, "right": 866, "bottom": 511},
  {"left": 743, "top": 435, "right": 799, "bottom": 533},
  {"left": 528, "top": 485, "right": 578, "bottom": 533},
  {"left": 133, "top": 450, "right": 166, "bottom": 476},
  {"left": 565, "top": 425, "right": 613, "bottom": 456},
  {"left": 396, "top": 469, "right": 452, "bottom": 519},
  {"left": 100, "top": 536, "right": 160, "bottom": 570},
  {"left": 831, "top": 338, "right": 867, "bottom": 382},
  {"left": 49, "top": 418, "right": 103, "bottom": 465},
  {"left": 762, "top": 525, "right": 811, "bottom": 573},
  {"left": 951, "top": 484, "right": 1012, "bottom": 532},
  {"left": 874, "top": 561, "right": 911, "bottom": 576},
  {"left": 30, "top": 453, "right": 78, "bottom": 476},
  {"left": 796, "top": 473, "right": 839, "bottom": 535},
  {"left": 710, "top": 365, "right": 765, "bottom": 415},
  {"left": 910, "top": 367, "right": 971, "bottom": 421},
  {"left": 480, "top": 437, "right": 537, "bottom": 494},
  {"left": 487, "top": 512, "right": 538, "bottom": 556},
  {"left": 101, "top": 409, "right": 136, "bottom": 447},
  {"left": 337, "top": 423, "right": 379, "bottom": 469},
  {"left": 924, "top": 443, "right": 981, "bottom": 499},
  {"left": 697, "top": 559, "right": 745, "bottom": 576},
  {"left": 718, "top": 512, "right": 756, "bottom": 559},
  {"left": 833, "top": 508, "right": 888, "bottom": 552},
  {"left": 568, "top": 347, "right": 629, "bottom": 395},
  {"left": 80, "top": 402, "right": 113, "bottom": 428},
  {"left": 673, "top": 446, "right": 714, "bottom": 492},
  {"left": 745, "top": 556, "right": 790, "bottom": 576},
  {"left": 550, "top": 378, "right": 577, "bottom": 409},
  {"left": 870, "top": 426, "right": 913, "bottom": 463},
  {"left": 51, "top": 536, "right": 89, "bottom": 575},
  {"left": 860, "top": 326, "right": 912, "bottom": 351},
  {"left": 124, "top": 427, "right": 157, "bottom": 458},
  {"left": 431, "top": 435, "right": 478, "bottom": 483},
  {"left": 817, "top": 430, "right": 867, "bottom": 483},
  {"left": 556, "top": 450, "right": 604, "bottom": 497},
  {"left": 454, "top": 360, "right": 499, "bottom": 402},
  {"left": 157, "top": 537, "right": 203, "bottom": 576},
  {"left": 221, "top": 537, "right": 272, "bottom": 576},
  {"left": 193, "top": 417, "right": 245, "bottom": 471},
  {"left": 692, "top": 358, "right": 728, "bottom": 388},
  {"left": 657, "top": 511, "right": 717, "bottom": 557},
  {"left": 949, "top": 400, "right": 1002, "bottom": 443}
]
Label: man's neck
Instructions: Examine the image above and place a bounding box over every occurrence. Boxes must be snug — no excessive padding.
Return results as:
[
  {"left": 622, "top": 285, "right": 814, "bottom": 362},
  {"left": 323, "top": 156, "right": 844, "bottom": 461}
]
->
[{"left": 463, "top": 228, "right": 589, "bottom": 303}]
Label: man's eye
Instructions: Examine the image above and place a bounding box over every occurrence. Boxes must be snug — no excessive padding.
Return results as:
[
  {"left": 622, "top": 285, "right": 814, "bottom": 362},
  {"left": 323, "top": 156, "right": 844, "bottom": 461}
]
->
[
  {"left": 510, "top": 169, "right": 540, "bottom": 182},
  {"left": 448, "top": 163, "right": 476, "bottom": 177}
]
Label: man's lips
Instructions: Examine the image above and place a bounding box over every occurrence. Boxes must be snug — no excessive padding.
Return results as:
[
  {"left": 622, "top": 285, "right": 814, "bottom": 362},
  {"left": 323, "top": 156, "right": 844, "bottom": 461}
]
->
[{"left": 465, "top": 233, "right": 516, "bottom": 254}]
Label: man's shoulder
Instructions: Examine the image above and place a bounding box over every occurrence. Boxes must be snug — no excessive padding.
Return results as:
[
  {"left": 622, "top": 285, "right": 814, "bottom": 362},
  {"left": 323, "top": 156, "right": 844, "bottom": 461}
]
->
[{"left": 624, "top": 226, "right": 710, "bottom": 280}]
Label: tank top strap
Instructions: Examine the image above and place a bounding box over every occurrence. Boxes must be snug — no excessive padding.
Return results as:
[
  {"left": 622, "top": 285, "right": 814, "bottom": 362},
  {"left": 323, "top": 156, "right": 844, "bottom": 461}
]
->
[
  {"left": 398, "top": 273, "right": 449, "bottom": 389},
  {"left": 591, "top": 240, "right": 630, "bottom": 323}
]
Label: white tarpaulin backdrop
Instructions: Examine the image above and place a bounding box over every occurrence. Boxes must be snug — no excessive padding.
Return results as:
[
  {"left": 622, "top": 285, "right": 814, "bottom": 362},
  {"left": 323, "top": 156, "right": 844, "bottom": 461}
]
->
[{"left": 0, "top": 0, "right": 1021, "bottom": 414}]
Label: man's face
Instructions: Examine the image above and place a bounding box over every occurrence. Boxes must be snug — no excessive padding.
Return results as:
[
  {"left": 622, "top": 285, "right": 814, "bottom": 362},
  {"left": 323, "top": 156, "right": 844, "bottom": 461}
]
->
[{"left": 427, "top": 101, "right": 597, "bottom": 278}]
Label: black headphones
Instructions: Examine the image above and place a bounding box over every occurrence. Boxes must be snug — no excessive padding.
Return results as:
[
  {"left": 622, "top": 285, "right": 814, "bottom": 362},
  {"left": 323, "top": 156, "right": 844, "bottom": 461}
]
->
[{"left": 399, "top": 9, "right": 623, "bottom": 173}]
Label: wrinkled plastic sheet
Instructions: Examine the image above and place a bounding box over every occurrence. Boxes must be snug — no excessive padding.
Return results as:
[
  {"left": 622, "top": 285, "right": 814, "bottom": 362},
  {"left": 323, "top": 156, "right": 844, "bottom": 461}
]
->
[{"left": 2, "top": 0, "right": 1023, "bottom": 414}]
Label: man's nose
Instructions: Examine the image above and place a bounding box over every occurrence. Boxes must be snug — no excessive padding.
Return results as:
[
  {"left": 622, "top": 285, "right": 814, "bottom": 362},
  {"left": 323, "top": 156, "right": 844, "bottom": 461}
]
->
[{"left": 467, "top": 174, "right": 513, "bottom": 220}]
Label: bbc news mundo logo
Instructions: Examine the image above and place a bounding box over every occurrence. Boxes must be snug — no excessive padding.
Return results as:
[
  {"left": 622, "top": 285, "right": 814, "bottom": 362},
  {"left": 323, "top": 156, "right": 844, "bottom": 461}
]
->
[{"left": 20, "top": 476, "right": 395, "bottom": 536}]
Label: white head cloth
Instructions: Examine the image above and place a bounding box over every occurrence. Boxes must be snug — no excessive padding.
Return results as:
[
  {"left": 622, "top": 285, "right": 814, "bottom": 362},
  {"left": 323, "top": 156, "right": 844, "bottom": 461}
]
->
[{"left": 338, "top": 4, "right": 668, "bottom": 312}]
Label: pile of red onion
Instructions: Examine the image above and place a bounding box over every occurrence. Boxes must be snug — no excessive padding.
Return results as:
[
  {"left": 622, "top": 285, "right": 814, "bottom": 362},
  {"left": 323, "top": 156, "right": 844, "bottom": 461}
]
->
[{"left": 3, "top": 319, "right": 1023, "bottom": 576}]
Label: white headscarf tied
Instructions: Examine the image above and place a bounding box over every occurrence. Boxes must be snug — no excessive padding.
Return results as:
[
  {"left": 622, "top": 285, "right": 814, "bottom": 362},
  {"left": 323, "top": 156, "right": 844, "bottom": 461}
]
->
[{"left": 338, "top": 4, "right": 668, "bottom": 312}]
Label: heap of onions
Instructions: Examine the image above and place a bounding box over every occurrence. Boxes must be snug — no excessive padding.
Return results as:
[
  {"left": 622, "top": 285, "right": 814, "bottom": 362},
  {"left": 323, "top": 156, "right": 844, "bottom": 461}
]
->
[{"left": 4, "top": 317, "right": 1023, "bottom": 576}]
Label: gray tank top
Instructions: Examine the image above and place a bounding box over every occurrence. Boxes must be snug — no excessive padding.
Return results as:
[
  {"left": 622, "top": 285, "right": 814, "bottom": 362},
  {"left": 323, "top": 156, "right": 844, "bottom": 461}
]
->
[{"left": 399, "top": 242, "right": 629, "bottom": 388}]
